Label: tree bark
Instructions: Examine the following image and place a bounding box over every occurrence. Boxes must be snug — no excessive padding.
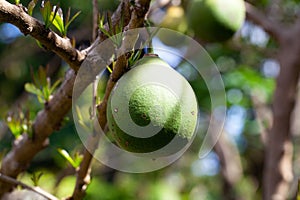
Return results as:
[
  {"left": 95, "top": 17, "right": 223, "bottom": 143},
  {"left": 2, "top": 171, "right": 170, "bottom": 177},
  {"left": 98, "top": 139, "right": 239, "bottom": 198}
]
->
[
  {"left": 70, "top": 0, "right": 151, "bottom": 198},
  {"left": 0, "top": 0, "right": 85, "bottom": 71},
  {"left": 245, "top": 2, "right": 300, "bottom": 199},
  {"left": 263, "top": 33, "right": 300, "bottom": 200}
]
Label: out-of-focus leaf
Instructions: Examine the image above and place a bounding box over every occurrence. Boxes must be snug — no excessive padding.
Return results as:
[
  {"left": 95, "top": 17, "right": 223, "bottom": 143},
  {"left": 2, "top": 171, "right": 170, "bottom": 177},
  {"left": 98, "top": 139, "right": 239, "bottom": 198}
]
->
[
  {"left": 25, "top": 83, "right": 43, "bottom": 97},
  {"left": 65, "top": 11, "right": 81, "bottom": 34},
  {"left": 31, "top": 172, "right": 43, "bottom": 186},
  {"left": 38, "top": 66, "right": 47, "bottom": 87},
  {"left": 73, "top": 152, "right": 83, "bottom": 168},
  {"left": 50, "top": 7, "right": 65, "bottom": 36},
  {"left": 41, "top": 0, "right": 52, "bottom": 28},
  {"left": 28, "top": 0, "right": 38, "bottom": 16},
  {"left": 57, "top": 148, "right": 77, "bottom": 168},
  {"left": 49, "top": 79, "right": 61, "bottom": 94},
  {"left": 297, "top": 180, "right": 300, "bottom": 200},
  {"left": 6, "top": 118, "right": 22, "bottom": 138},
  {"left": 224, "top": 66, "right": 275, "bottom": 102},
  {"left": 35, "top": 39, "right": 43, "bottom": 49}
]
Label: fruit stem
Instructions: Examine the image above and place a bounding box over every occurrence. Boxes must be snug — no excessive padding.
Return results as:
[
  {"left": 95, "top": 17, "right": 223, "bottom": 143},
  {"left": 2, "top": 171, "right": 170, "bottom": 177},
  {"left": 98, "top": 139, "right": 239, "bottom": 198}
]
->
[{"left": 144, "top": 53, "right": 159, "bottom": 58}]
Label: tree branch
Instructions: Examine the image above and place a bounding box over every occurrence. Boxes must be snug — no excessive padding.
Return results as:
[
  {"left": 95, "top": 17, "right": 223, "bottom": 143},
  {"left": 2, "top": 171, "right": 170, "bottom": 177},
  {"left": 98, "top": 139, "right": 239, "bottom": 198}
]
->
[
  {"left": 214, "top": 132, "right": 242, "bottom": 200},
  {"left": 245, "top": 2, "right": 285, "bottom": 44},
  {"left": 257, "top": 8, "right": 300, "bottom": 198},
  {"left": 0, "top": 173, "right": 58, "bottom": 200},
  {"left": 0, "top": 0, "right": 137, "bottom": 197},
  {"left": 263, "top": 38, "right": 300, "bottom": 199},
  {"left": 0, "top": 0, "right": 85, "bottom": 71},
  {"left": 70, "top": 0, "right": 151, "bottom": 199},
  {"left": 0, "top": 69, "right": 76, "bottom": 196},
  {"left": 92, "top": 0, "right": 99, "bottom": 41}
]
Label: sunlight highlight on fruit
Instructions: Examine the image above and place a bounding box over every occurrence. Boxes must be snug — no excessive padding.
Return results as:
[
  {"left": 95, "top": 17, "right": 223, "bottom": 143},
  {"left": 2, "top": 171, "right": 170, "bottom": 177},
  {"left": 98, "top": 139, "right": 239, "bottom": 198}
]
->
[
  {"left": 107, "top": 56, "right": 198, "bottom": 155},
  {"left": 187, "top": 0, "right": 245, "bottom": 42}
]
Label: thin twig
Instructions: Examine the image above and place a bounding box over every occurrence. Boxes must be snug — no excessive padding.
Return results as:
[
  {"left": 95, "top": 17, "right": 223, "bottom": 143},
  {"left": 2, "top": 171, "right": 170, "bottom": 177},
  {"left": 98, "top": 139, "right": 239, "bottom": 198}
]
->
[
  {"left": 0, "top": 173, "right": 58, "bottom": 200},
  {"left": 0, "top": 0, "right": 82, "bottom": 197},
  {"left": 70, "top": 0, "right": 151, "bottom": 199},
  {"left": 69, "top": 1, "right": 131, "bottom": 200},
  {"left": 0, "top": 0, "right": 85, "bottom": 71},
  {"left": 0, "top": 69, "right": 76, "bottom": 196},
  {"left": 245, "top": 1, "right": 285, "bottom": 44},
  {"left": 92, "top": 0, "right": 99, "bottom": 41},
  {"left": 214, "top": 131, "right": 242, "bottom": 200},
  {"left": 259, "top": 9, "right": 300, "bottom": 200}
]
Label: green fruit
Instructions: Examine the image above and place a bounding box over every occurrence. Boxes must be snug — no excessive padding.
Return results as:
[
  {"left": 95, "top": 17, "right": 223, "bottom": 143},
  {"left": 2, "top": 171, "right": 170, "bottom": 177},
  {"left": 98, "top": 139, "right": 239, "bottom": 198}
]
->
[
  {"left": 160, "top": 6, "right": 187, "bottom": 32},
  {"left": 107, "top": 56, "right": 198, "bottom": 155},
  {"left": 187, "top": 0, "right": 245, "bottom": 42},
  {"left": 157, "top": 6, "right": 188, "bottom": 46}
]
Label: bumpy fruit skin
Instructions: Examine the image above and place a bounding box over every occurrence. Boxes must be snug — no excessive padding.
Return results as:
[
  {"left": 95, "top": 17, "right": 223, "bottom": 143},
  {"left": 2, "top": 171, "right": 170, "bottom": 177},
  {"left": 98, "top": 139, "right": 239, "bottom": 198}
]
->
[
  {"left": 187, "top": 0, "right": 245, "bottom": 42},
  {"left": 107, "top": 56, "right": 198, "bottom": 155}
]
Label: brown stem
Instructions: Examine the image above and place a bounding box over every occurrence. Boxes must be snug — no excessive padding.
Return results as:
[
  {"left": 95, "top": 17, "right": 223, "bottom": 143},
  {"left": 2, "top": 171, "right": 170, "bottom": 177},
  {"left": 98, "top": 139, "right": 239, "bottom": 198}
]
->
[
  {"left": 263, "top": 31, "right": 300, "bottom": 199},
  {"left": 0, "top": 0, "right": 85, "bottom": 71},
  {"left": 0, "top": 1, "right": 86, "bottom": 192},
  {"left": 92, "top": 0, "right": 99, "bottom": 42},
  {"left": 0, "top": 0, "right": 133, "bottom": 197},
  {"left": 244, "top": 2, "right": 300, "bottom": 199},
  {"left": 70, "top": 0, "right": 151, "bottom": 199},
  {"left": 0, "top": 173, "right": 58, "bottom": 200},
  {"left": 245, "top": 2, "right": 285, "bottom": 44},
  {"left": 0, "top": 69, "right": 76, "bottom": 196}
]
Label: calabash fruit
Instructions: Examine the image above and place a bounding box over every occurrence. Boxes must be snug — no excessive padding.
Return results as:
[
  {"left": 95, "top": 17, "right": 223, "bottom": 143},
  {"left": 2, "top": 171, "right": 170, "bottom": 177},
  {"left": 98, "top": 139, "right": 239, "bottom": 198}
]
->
[
  {"left": 187, "top": 0, "right": 245, "bottom": 42},
  {"left": 106, "top": 55, "right": 198, "bottom": 156}
]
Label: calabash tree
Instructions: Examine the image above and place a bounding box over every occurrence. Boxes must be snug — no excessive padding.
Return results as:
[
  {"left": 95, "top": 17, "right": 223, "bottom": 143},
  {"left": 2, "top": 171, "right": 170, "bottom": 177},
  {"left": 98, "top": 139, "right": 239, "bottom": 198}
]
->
[{"left": 0, "top": 0, "right": 299, "bottom": 200}]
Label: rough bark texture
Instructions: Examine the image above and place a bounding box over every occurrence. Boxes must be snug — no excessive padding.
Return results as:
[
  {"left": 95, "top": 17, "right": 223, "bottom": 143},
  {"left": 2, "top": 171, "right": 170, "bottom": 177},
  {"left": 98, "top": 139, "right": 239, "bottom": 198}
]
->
[
  {"left": 70, "top": 0, "right": 151, "bottom": 199},
  {"left": 0, "top": 69, "right": 76, "bottom": 195},
  {"left": 263, "top": 33, "right": 300, "bottom": 200},
  {"left": 0, "top": 0, "right": 85, "bottom": 71},
  {"left": 246, "top": 2, "right": 300, "bottom": 199},
  {"left": 0, "top": 0, "right": 150, "bottom": 197},
  {"left": 1, "top": 0, "right": 300, "bottom": 199},
  {"left": 0, "top": 0, "right": 84, "bottom": 196}
]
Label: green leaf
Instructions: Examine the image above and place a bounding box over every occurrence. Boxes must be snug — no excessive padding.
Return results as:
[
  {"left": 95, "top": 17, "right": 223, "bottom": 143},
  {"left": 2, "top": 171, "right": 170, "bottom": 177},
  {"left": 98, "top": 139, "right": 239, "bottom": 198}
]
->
[
  {"left": 49, "top": 79, "right": 61, "bottom": 94},
  {"left": 35, "top": 39, "right": 43, "bottom": 49},
  {"left": 50, "top": 7, "right": 65, "bottom": 36},
  {"left": 40, "top": 0, "right": 52, "bottom": 28},
  {"left": 38, "top": 66, "right": 47, "bottom": 87},
  {"left": 31, "top": 172, "right": 43, "bottom": 186},
  {"left": 57, "top": 148, "right": 77, "bottom": 168},
  {"left": 25, "top": 83, "right": 43, "bottom": 97},
  {"left": 27, "top": 0, "right": 38, "bottom": 16},
  {"left": 37, "top": 95, "right": 44, "bottom": 104},
  {"left": 73, "top": 152, "right": 83, "bottom": 168},
  {"left": 6, "top": 120, "right": 22, "bottom": 138},
  {"left": 75, "top": 105, "right": 92, "bottom": 132},
  {"left": 75, "top": 105, "right": 83, "bottom": 121},
  {"left": 15, "top": 0, "right": 20, "bottom": 5},
  {"left": 5, "top": 111, "right": 26, "bottom": 139},
  {"left": 65, "top": 11, "right": 81, "bottom": 33},
  {"left": 99, "top": 26, "right": 111, "bottom": 38},
  {"left": 42, "top": 85, "right": 50, "bottom": 101}
]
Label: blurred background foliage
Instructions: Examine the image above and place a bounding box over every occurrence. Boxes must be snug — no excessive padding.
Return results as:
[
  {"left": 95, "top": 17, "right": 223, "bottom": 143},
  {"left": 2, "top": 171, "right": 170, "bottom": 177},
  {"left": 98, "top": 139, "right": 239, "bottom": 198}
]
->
[{"left": 0, "top": 0, "right": 299, "bottom": 199}]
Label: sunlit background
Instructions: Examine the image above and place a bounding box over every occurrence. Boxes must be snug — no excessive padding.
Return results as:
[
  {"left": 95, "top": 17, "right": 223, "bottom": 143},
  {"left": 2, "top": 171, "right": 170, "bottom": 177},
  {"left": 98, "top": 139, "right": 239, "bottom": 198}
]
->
[{"left": 1, "top": 0, "right": 298, "bottom": 199}]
